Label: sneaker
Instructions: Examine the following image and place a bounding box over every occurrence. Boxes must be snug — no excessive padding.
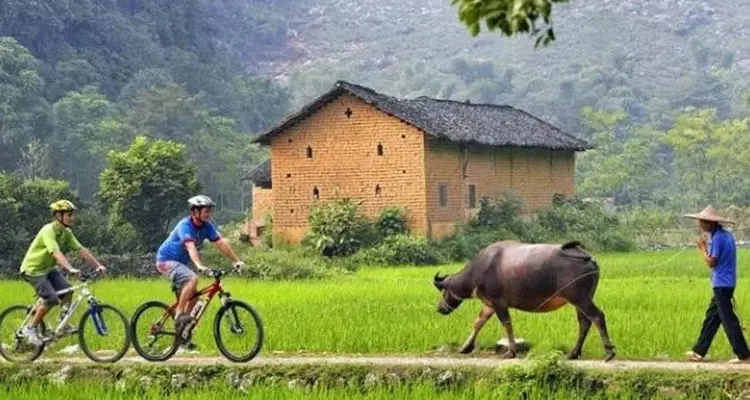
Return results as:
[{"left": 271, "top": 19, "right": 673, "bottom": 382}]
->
[
  {"left": 728, "top": 357, "right": 750, "bottom": 364},
  {"left": 21, "top": 326, "right": 43, "bottom": 346}
]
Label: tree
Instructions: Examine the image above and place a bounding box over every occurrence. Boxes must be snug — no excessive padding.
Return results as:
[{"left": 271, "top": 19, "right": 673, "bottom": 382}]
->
[
  {"left": 0, "top": 37, "right": 51, "bottom": 170},
  {"left": 52, "top": 86, "right": 131, "bottom": 199},
  {"left": 123, "top": 83, "right": 204, "bottom": 141},
  {"left": 16, "top": 138, "right": 51, "bottom": 180},
  {"left": 0, "top": 172, "right": 81, "bottom": 269},
  {"left": 575, "top": 108, "right": 628, "bottom": 198},
  {"left": 575, "top": 107, "right": 669, "bottom": 206},
  {"left": 664, "top": 108, "right": 750, "bottom": 208},
  {"left": 98, "top": 136, "right": 199, "bottom": 250},
  {"left": 450, "top": 0, "right": 567, "bottom": 47}
]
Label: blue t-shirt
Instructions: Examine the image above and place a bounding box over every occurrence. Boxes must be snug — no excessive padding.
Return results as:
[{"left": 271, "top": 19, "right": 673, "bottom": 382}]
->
[
  {"left": 709, "top": 226, "right": 737, "bottom": 288},
  {"left": 156, "top": 217, "right": 221, "bottom": 265}
]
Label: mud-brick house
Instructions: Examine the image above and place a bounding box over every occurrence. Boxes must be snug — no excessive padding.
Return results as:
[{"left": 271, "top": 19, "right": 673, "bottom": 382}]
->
[{"left": 245, "top": 81, "right": 592, "bottom": 245}]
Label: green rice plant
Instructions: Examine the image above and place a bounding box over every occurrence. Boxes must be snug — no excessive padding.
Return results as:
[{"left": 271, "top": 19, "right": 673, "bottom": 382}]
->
[{"left": 0, "top": 249, "right": 747, "bottom": 361}]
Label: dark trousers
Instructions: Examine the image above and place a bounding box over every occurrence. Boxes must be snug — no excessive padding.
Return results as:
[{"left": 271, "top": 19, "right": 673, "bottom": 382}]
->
[{"left": 693, "top": 287, "right": 750, "bottom": 359}]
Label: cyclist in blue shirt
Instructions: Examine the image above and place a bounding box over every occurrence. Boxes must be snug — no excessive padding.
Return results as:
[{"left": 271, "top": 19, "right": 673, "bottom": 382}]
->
[{"left": 156, "top": 195, "right": 245, "bottom": 337}]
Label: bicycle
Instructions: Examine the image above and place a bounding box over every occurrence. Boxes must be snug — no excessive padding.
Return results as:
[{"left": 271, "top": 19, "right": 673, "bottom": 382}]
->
[
  {"left": 129, "top": 267, "right": 264, "bottom": 362},
  {"left": 0, "top": 270, "right": 131, "bottom": 363}
]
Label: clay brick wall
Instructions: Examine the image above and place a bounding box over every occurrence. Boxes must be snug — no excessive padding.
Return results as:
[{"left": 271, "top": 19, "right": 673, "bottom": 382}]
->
[
  {"left": 551, "top": 150, "right": 575, "bottom": 196},
  {"left": 251, "top": 186, "right": 273, "bottom": 221},
  {"left": 269, "top": 93, "right": 429, "bottom": 244},
  {"left": 425, "top": 138, "right": 576, "bottom": 238},
  {"left": 423, "top": 138, "right": 465, "bottom": 240}
]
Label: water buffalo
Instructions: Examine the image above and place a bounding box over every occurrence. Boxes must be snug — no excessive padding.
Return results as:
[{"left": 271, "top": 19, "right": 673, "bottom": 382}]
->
[{"left": 433, "top": 240, "right": 615, "bottom": 361}]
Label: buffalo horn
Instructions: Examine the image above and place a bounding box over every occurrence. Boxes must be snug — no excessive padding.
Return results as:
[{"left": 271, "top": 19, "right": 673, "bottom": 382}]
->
[{"left": 433, "top": 272, "right": 446, "bottom": 289}]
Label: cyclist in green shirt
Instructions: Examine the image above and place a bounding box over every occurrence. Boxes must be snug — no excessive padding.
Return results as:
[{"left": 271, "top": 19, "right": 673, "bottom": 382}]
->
[{"left": 19, "top": 200, "right": 107, "bottom": 345}]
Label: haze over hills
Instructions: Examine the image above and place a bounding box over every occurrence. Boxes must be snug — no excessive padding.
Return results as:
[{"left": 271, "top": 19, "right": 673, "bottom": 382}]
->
[{"left": 246, "top": 0, "right": 750, "bottom": 133}]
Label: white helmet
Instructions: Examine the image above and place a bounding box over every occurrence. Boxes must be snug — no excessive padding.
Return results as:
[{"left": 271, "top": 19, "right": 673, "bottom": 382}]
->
[{"left": 188, "top": 195, "right": 215, "bottom": 210}]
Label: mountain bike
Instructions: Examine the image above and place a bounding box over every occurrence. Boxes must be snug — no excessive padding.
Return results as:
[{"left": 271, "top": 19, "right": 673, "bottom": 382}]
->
[
  {"left": 0, "top": 270, "right": 131, "bottom": 363},
  {"left": 129, "top": 267, "right": 264, "bottom": 362}
]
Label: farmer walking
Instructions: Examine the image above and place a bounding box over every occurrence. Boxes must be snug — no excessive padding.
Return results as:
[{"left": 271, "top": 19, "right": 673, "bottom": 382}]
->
[{"left": 684, "top": 205, "right": 750, "bottom": 363}]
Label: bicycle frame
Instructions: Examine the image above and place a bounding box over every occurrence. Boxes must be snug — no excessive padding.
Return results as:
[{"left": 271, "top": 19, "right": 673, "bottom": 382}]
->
[
  {"left": 155, "top": 272, "right": 233, "bottom": 336},
  {"left": 19, "top": 274, "right": 108, "bottom": 342}
]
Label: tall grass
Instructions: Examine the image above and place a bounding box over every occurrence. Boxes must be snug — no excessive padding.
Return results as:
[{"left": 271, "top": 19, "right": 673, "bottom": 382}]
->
[
  {"left": 1, "top": 249, "right": 748, "bottom": 361},
  {"left": 0, "top": 381, "right": 729, "bottom": 400}
]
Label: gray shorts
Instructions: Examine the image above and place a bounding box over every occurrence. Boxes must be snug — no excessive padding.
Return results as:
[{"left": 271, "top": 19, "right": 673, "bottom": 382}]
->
[
  {"left": 156, "top": 261, "right": 197, "bottom": 295},
  {"left": 21, "top": 269, "right": 72, "bottom": 307}
]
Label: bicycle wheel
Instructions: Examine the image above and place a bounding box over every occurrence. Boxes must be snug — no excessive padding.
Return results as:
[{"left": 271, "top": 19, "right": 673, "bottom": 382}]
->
[
  {"left": 130, "top": 301, "right": 180, "bottom": 362},
  {"left": 214, "top": 300, "right": 264, "bottom": 362},
  {"left": 0, "top": 305, "right": 47, "bottom": 363},
  {"left": 78, "top": 303, "right": 131, "bottom": 363}
]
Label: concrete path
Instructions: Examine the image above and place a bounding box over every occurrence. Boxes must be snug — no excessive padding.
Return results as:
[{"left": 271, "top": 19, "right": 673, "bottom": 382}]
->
[{"left": 33, "top": 355, "right": 750, "bottom": 372}]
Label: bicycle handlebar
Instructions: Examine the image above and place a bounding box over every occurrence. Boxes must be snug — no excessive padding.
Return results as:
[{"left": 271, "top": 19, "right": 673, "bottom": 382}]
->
[
  {"left": 204, "top": 267, "right": 241, "bottom": 279},
  {"left": 78, "top": 270, "right": 103, "bottom": 282}
]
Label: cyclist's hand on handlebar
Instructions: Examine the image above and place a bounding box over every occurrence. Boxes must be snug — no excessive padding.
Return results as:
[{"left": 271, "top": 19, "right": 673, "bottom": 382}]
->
[
  {"left": 232, "top": 260, "right": 246, "bottom": 272},
  {"left": 95, "top": 264, "right": 107, "bottom": 274},
  {"left": 197, "top": 264, "right": 210, "bottom": 275},
  {"left": 67, "top": 267, "right": 81, "bottom": 276}
]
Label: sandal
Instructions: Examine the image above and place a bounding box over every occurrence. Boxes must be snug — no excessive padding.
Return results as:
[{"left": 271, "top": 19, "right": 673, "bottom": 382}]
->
[{"left": 685, "top": 350, "right": 703, "bottom": 362}]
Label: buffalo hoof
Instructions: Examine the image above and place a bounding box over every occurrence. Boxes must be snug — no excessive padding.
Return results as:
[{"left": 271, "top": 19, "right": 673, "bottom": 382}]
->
[
  {"left": 566, "top": 351, "right": 581, "bottom": 360},
  {"left": 458, "top": 343, "right": 475, "bottom": 354},
  {"left": 604, "top": 349, "right": 616, "bottom": 362},
  {"left": 501, "top": 350, "right": 517, "bottom": 359}
]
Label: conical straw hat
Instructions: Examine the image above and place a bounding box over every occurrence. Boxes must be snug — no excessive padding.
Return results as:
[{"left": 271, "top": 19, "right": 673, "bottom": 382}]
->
[{"left": 683, "top": 205, "right": 735, "bottom": 224}]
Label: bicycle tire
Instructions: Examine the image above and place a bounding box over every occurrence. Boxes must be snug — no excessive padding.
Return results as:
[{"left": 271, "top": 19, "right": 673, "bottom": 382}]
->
[
  {"left": 213, "top": 300, "right": 264, "bottom": 362},
  {"left": 78, "top": 303, "right": 131, "bottom": 363},
  {"left": 0, "top": 305, "right": 46, "bottom": 363},
  {"left": 130, "top": 301, "right": 180, "bottom": 362}
]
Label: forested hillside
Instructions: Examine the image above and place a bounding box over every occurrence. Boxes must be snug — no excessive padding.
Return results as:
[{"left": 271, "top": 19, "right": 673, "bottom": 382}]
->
[
  {"left": 3, "top": 0, "right": 750, "bottom": 217},
  {"left": 0, "top": 0, "right": 293, "bottom": 213}
]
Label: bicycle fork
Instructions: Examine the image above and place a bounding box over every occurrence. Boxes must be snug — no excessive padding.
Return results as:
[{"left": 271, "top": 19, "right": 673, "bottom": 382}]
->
[
  {"left": 88, "top": 301, "right": 109, "bottom": 336},
  {"left": 220, "top": 293, "right": 245, "bottom": 335}
]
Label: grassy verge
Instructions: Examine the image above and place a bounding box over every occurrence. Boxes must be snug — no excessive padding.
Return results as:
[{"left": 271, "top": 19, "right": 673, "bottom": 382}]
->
[
  {"left": 1, "top": 249, "right": 748, "bottom": 361},
  {"left": 0, "top": 356, "right": 745, "bottom": 399}
]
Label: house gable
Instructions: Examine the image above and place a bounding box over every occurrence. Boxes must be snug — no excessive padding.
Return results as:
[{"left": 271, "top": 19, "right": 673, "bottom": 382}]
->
[{"left": 267, "top": 92, "right": 429, "bottom": 243}]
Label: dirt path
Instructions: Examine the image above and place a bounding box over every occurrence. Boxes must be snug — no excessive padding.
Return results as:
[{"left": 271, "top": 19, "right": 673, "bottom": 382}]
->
[{"left": 36, "top": 355, "right": 750, "bottom": 372}]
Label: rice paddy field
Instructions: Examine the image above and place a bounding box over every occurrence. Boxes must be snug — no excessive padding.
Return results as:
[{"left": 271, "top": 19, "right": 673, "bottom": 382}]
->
[
  {"left": 1, "top": 248, "right": 749, "bottom": 362},
  {"left": 0, "top": 381, "right": 730, "bottom": 400}
]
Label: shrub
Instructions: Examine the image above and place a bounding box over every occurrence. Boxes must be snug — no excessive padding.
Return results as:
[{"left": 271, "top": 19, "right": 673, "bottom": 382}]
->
[
  {"left": 533, "top": 195, "right": 635, "bottom": 252},
  {"left": 302, "top": 197, "right": 376, "bottom": 257},
  {"left": 376, "top": 206, "right": 409, "bottom": 237},
  {"left": 353, "top": 234, "right": 442, "bottom": 266},
  {"left": 622, "top": 207, "right": 681, "bottom": 248},
  {"left": 203, "top": 242, "right": 349, "bottom": 280},
  {"left": 469, "top": 191, "right": 525, "bottom": 232},
  {"left": 241, "top": 248, "right": 348, "bottom": 280},
  {"left": 437, "top": 193, "right": 636, "bottom": 260},
  {"left": 437, "top": 228, "right": 519, "bottom": 262}
]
